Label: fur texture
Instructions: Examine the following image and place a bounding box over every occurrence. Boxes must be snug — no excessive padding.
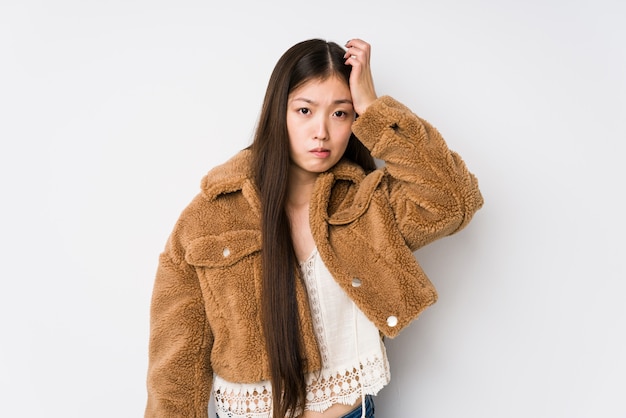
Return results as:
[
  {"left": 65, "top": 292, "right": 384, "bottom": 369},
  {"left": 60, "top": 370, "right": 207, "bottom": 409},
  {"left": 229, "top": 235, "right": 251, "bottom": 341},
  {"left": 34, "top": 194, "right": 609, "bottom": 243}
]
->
[{"left": 145, "top": 96, "right": 483, "bottom": 417}]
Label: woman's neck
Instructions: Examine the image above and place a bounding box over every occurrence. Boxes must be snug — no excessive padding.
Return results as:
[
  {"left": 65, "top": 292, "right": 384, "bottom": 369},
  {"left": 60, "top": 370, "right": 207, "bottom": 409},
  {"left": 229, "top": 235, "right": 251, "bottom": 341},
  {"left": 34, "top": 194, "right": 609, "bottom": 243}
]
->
[{"left": 286, "top": 168, "right": 317, "bottom": 209}]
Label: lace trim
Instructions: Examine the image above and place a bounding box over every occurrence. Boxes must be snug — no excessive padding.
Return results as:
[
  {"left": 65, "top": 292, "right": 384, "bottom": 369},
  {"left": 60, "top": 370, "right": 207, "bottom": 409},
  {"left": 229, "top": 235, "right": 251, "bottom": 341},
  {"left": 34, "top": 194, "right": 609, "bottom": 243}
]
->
[
  {"left": 299, "top": 249, "right": 330, "bottom": 365},
  {"left": 305, "top": 354, "right": 390, "bottom": 412},
  {"left": 213, "top": 376, "right": 272, "bottom": 417},
  {"left": 214, "top": 354, "right": 390, "bottom": 418}
]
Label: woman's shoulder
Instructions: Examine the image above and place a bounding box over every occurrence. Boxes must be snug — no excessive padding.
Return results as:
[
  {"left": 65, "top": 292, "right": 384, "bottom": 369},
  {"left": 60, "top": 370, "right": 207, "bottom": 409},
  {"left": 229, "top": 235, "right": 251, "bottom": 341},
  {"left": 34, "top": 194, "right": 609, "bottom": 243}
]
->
[
  {"left": 170, "top": 149, "right": 258, "bottom": 244},
  {"left": 200, "top": 148, "right": 254, "bottom": 201}
]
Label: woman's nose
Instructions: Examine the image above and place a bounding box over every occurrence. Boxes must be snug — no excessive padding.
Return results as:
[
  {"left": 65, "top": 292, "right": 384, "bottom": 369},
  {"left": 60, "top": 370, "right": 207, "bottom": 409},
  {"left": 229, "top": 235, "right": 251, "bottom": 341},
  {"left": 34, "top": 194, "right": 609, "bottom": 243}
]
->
[{"left": 313, "top": 118, "right": 329, "bottom": 141}]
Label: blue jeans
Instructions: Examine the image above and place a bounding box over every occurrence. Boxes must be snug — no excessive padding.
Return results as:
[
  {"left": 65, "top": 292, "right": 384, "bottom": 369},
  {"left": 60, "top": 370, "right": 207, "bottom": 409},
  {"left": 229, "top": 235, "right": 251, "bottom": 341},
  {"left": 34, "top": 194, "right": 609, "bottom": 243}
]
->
[
  {"left": 215, "top": 396, "right": 375, "bottom": 418},
  {"left": 341, "top": 395, "right": 375, "bottom": 418}
]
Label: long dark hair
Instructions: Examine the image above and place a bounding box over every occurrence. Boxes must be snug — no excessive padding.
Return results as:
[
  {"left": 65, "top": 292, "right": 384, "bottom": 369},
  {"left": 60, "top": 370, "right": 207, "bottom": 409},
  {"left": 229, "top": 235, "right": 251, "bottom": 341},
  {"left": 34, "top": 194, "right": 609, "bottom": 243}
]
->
[{"left": 251, "top": 39, "right": 376, "bottom": 418}]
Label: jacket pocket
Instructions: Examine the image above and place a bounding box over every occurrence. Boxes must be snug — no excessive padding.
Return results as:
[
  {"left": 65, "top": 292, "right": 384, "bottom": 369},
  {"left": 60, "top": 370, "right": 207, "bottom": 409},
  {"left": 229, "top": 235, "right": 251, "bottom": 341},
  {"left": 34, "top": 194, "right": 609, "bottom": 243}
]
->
[{"left": 185, "top": 230, "right": 261, "bottom": 268}]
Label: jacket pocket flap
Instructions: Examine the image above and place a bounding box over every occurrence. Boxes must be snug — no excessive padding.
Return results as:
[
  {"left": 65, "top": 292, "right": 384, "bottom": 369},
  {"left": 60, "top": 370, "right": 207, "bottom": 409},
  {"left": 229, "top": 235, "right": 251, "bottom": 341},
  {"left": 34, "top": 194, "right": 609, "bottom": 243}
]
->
[
  {"left": 185, "top": 230, "right": 261, "bottom": 267},
  {"left": 328, "top": 170, "right": 384, "bottom": 225}
]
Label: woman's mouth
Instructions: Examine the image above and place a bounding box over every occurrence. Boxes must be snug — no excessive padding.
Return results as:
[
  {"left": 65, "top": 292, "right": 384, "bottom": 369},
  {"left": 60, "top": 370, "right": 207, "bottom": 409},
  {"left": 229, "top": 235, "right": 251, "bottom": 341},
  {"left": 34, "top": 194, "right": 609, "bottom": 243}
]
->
[{"left": 310, "top": 147, "right": 330, "bottom": 158}]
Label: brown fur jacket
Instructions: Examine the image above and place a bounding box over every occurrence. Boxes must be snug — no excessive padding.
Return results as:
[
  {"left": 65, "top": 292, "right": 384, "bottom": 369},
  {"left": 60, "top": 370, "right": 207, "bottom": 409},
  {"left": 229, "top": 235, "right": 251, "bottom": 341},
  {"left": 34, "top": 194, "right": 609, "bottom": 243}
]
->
[{"left": 145, "top": 96, "right": 483, "bottom": 417}]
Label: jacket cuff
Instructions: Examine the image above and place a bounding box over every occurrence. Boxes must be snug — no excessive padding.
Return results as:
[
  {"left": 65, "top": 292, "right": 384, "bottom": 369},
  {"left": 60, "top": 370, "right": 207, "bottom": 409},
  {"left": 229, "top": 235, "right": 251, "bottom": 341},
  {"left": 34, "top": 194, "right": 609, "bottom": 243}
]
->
[{"left": 351, "top": 95, "right": 418, "bottom": 153}]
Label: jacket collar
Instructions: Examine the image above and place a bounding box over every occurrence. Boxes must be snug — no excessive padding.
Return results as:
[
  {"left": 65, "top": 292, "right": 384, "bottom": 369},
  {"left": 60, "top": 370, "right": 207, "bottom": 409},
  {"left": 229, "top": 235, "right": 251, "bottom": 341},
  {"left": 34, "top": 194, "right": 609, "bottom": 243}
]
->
[
  {"left": 200, "top": 149, "right": 254, "bottom": 200},
  {"left": 200, "top": 149, "right": 367, "bottom": 201}
]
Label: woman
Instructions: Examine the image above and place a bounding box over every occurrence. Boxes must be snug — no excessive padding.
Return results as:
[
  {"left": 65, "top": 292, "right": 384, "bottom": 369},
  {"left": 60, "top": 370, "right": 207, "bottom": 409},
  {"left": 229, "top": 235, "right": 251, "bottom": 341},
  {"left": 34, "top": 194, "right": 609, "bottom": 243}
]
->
[{"left": 145, "top": 38, "right": 483, "bottom": 418}]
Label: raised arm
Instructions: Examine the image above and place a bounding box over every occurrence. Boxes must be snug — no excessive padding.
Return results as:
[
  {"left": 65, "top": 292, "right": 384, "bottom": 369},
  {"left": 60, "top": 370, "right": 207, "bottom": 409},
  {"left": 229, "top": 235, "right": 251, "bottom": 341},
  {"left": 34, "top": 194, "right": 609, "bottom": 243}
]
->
[{"left": 352, "top": 96, "right": 483, "bottom": 250}]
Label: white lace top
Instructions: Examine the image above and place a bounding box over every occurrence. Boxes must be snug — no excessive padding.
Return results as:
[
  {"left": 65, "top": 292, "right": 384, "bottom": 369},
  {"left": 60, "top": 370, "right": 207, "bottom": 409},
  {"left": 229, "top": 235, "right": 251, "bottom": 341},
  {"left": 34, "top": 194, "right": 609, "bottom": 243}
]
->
[{"left": 213, "top": 248, "right": 390, "bottom": 418}]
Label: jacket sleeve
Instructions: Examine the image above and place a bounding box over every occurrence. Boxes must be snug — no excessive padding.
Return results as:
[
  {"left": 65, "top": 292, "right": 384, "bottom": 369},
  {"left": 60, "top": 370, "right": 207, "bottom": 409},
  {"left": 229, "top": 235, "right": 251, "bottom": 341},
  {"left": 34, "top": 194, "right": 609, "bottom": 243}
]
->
[
  {"left": 352, "top": 96, "right": 484, "bottom": 251},
  {"left": 145, "top": 230, "right": 213, "bottom": 418}
]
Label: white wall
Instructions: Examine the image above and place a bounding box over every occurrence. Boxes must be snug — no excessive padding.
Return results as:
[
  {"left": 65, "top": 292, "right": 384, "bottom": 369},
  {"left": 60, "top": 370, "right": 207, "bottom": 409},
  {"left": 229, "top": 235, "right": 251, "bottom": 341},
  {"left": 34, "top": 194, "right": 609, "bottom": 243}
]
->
[{"left": 1, "top": 0, "right": 624, "bottom": 417}]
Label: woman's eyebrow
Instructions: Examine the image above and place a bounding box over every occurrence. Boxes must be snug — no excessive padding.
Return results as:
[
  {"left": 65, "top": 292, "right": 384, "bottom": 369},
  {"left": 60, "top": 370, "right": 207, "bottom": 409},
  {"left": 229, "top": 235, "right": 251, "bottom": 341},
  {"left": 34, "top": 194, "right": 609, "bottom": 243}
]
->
[{"left": 290, "top": 97, "right": 353, "bottom": 105}]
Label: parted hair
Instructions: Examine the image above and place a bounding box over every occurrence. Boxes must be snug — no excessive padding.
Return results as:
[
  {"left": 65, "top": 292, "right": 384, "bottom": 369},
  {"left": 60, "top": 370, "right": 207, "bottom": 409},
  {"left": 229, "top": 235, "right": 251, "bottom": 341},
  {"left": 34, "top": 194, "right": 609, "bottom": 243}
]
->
[{"left": 250, "top": 38, "right": 376, "bottom": 418}]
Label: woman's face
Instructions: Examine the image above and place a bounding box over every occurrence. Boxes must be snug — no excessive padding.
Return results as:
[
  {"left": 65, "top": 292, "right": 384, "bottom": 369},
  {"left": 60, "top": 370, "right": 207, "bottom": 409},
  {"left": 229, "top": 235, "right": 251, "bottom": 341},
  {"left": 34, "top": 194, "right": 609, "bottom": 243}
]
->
[{"left": 286, "top": 76, "right": 354, "bottom": 182}]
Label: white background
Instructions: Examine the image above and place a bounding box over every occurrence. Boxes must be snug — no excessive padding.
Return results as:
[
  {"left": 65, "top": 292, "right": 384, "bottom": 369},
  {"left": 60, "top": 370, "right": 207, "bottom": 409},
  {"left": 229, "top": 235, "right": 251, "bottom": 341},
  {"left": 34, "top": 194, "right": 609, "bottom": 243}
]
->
[{"left": 1, "top": 0, "right": 625, "bottom": 417}]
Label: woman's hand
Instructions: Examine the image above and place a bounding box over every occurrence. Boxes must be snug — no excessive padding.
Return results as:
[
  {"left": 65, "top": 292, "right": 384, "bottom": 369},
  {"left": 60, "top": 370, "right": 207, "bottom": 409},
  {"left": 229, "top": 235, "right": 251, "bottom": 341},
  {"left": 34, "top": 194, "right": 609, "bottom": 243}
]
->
[{"left": 344, "top": 38, "right": 378, "bottom": 116}]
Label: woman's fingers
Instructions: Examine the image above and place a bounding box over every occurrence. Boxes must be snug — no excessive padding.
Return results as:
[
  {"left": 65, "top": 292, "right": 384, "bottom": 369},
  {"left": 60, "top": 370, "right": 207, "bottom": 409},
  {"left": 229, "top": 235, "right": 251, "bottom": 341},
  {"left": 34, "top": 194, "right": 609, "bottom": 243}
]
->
[
  {"left": 344, "top": 39, "right": 377, "bottom": 115},
  {"left": 344, "top": 38, "right": 371, "bottom": 61}
]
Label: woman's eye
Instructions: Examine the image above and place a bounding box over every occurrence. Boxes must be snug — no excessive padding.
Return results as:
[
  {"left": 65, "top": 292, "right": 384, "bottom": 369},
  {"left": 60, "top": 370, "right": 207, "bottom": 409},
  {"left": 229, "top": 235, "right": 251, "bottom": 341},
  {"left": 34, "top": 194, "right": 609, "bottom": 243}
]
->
[
  {"left": 298, "top": 108, "right": 310, "bottom": 115},
  {"left": 334, "top": 111, "right": 347, "bottom": 117}
]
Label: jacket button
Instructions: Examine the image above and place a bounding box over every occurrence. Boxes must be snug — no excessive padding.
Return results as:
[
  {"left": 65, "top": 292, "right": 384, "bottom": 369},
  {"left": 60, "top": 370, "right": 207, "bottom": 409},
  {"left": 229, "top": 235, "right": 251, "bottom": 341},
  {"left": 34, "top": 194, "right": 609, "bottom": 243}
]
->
[
  {"left": 222, "top": 247, "right": 231, "bottom": 257},
  {"left": 386, "top": 315, "right": 398, "bottom": 327},
  {"left": 351, "top": 278, "right": 362, "bottom": 287}
]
